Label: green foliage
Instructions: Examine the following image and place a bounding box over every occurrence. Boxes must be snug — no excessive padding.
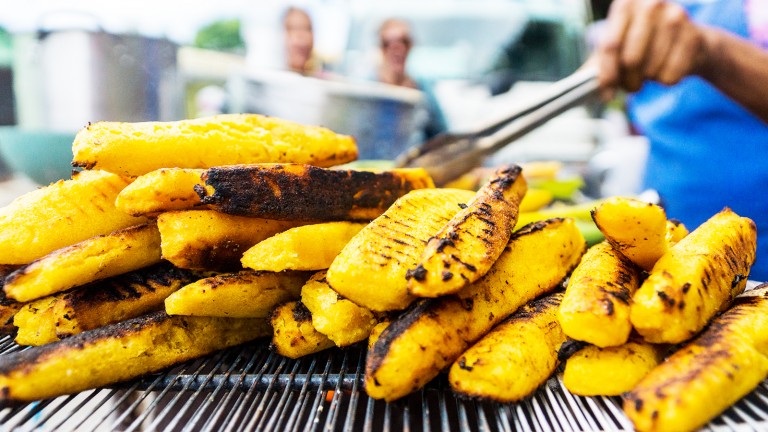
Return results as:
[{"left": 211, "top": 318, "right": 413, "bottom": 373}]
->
[{"left": 194, "top": 19, "right": 244, "bottom": 52}]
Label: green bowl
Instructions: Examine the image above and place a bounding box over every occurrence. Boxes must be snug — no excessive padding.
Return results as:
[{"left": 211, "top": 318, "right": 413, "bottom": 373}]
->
[{"left": 0, "top": 127, "right": 75, "bottom": 185}]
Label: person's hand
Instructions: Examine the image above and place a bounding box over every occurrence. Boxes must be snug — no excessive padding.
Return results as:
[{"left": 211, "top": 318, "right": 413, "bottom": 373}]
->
[{"left": 597, "top": 0, "right": 708, "bottom": 100}]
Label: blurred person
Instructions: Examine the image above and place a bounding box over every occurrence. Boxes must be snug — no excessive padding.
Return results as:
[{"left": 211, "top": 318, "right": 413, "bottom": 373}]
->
[
  {"left": 377, "top": 18, "right": 447, "bottom": 140},
  {"left": 283, "top": 6, "right": 323, "bottom": 76},
  {"left": 594, "top": 0, "right": 768, "bottom": 280}
]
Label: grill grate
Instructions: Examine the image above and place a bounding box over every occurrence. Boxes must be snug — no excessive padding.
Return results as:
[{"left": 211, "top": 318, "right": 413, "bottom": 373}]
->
[{"left": 1, "top": 334, "right": 767, "bottom": 432}]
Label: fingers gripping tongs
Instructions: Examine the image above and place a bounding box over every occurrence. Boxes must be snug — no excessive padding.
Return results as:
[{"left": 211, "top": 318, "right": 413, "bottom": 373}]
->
[{"left": 395, "top": 68, "right": 600, "bottom": 186}]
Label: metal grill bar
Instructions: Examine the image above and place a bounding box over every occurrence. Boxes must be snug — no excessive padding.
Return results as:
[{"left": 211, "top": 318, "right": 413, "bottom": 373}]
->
[{"left": 2, "top": 337, "right": 768, "bottom": 431}]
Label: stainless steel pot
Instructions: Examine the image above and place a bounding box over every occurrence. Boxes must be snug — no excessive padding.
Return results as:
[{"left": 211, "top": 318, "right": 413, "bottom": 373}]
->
[{"left": 12, "top": 28, "right": 182, "bottom": 131}]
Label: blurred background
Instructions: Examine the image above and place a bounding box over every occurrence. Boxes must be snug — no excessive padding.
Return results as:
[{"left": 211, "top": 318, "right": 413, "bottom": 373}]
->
[{"left": 0, "top": 0, "right": 644, "bottom": 203}]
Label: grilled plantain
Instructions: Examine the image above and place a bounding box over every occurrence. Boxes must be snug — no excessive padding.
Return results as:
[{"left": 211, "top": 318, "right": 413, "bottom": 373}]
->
[
  {"left": 449, "top": 292, "right": 565, "bottom": 402},
  {"left": 630, "top": 207, "right": 756, "bottom": 344},
  {"left": 157, "top": 210, "right": 303, "bottom": 271},
  {"left": 270, "top": 300, "right": 335, "bottom": 359},
  {"left": 165, "top": 270, "right": 311, "bottom": 318},
  {"left": 407, "top": 165, "right": 527, "bottom": 298},
  {"left": 300, "top": 271, "right": 377, "bottom": 347},
  {"left": 13, "top": 262, "right": 204, "bottom": 346},
  {"left": 365, "top": 218, "right": 586, "bottom": 401},
  {"left": 0, "top": 311, "right": 270, "bottom": 403},
  {"left": 560, "top": 338, "right": 666, "bottom": 396},
  {"left": 592, "top": 197, "right": 679, "bottom": 271},
  {"left": 196, "top": 164, "right": 434, "bottom": 222},
  {"left": 0, "top": 265, "right": 21, "bottom": 334},
  {"left": 326, "top": 188, "right": 475, "bottom": 312},
  {"left": 623, "top": 285, "right": 768, "bottom": 432},
  {"left": 558, "top": 241, "right": 642, "bottom": 347},
  {"left": 0, "top": 170, "right": 146, "bottom": 265},
  {"left": 241, "top": 222, "right": 367, "bottom": 272},
  {"left": 71, "top": 113, "right": 359, "bottom": 177},
  {"left": 115, "top": 168, "right": 208, "bottom": 216},
  {"left": 4, "top": 223, "right": 162, "bottom": 303}
]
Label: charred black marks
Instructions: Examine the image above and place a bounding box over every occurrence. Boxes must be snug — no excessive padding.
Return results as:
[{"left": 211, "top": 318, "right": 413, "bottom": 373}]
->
[
  {"left": 656, "top": 290, "right": 676, "bottom": 308},
  {"left": 457, "top": 357, "right": 474, "bottom": 371},
  {"left": 557, "top": 339, "right": 588, "bottom": 361},
  {"left": 442, "top": 271, "right": 454, "bottom": 282},
  {"left": 435, "top": 238, "right": 455, "bottom": 253},
  {"left": 292, "top": 301, "right": 312, "bottom": 322},
  {"left": 458, "top": 203, "right": 468, "bottom": 210},
  {"left": 405, "top": 265, "right": 427, "bottom": 281}
]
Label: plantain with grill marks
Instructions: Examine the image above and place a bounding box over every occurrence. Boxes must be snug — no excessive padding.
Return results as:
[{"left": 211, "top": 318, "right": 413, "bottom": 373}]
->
[
  {"left": 449, "top": 292, "right": 565, "bottom": 402},
  {"left": 13, "top": 262, "right": 205, "bottom": 346},
  {"left": 365, "top": 218, "right": 586, "bottom": 401},
  {"left": 558, "top": 241, "right": 642, "bottom": 347},
  {"left": 164, "top": 270, "right": 312, "bottom": 318},
  {"left": 5, "top": 223, "right": 162, "bottom": 303},
  {"left": 326, "top": 188, "right": 476, "bottom": 312},
  {"left": 0, "top": 311, "right": 271, "bottom": 404},
  {"left": 630, "top": 207, "right": 756, "bottom": 344},
  {"left": 196, "top": 164, "right": 434, "bottom": 222},
  {"left": 0, "top": 170, "right": 146, "bottom": 265},
  {"left": 624, "top": 285, "right": 768, "bottom": 432},
  {"left": 71, "top": 113, "right": 359, "bottom": 177},
  {"left": 115, "top": 168, "right": 208, "bottom": 216},
  {"left": 0, "top": 265, "right": 21, "bottom": 334},
  {"left": 407, "top": 165, "right": 527, "bottom": 298}
]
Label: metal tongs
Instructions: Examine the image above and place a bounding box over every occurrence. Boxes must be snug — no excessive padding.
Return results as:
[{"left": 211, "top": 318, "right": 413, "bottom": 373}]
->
[{"left": 395, "top": 67, "right": 600, "bottom": 185}]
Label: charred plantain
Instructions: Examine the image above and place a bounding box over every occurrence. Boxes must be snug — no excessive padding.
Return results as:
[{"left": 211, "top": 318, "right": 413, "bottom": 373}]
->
[
  {"left": 13, "top": 262, "right": 204, "bottom": 346},
  {"left": 0, "top": 170, "right": 146, "bottom": 265},
  {"left": 241, "top": 222, "right": 367, "bottom": 272},
  {"left": 72, "top": 113, "right": 359, "bottom": 177},
  {"left": 115, "top": 168, "right": 208, "bottom": 216},
  {"left": 270, "top": 300, "right": 335, "bottom": 359},
  {"left": 558, "top": 241, "right": 642, "bottom": 347},
  {"left": 407, "top": 165, "right": 527, "bottom": 298},
  {"left": 365, "top": 218, "right": 586, "bottom": 401},
  {"left": 301, "top": 271, "right": 377, "bottom": 347},
  {"left": 0, "top": 311, "right": 270, "bottom": 404},
  {"left": 448, "top": 292, "right": 565, "bottom": 402},
  {"left": 196, "top": 164, "right": 434, "bottom": 221},
  {"left": 623, "top": 285, "right": 768, "bottom": 432},
  {"left": 0, "top": 265, "right": 21, "bottom": 334},
  {"left": 165, "top": 270, "right": 311, "bottom": 318},
  {"left": 630, "top": 207, "right": 756, "bottom": 344},
  {"left": 5, "top": 223, "right": 162, "bottom": 303},
  {"left": 326, "top": 188, "right": 476, "bottom": 312}
]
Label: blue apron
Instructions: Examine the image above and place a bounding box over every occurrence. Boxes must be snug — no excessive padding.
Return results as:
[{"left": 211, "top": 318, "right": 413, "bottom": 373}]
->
[{"left": 628, "top": 0, "right": 768, "bottom": 281}]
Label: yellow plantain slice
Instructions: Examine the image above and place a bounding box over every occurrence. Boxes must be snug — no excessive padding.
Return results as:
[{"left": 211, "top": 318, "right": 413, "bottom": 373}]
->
[
  {"left": 115, "top": 168, "right": 208, "bottom": 216},
  {"left": 270, "top": 300, "right": 335, "bottom": 359},
  {"left": 449, "top": 292, "right": 565, "bottom": 402},
  {"left": 365, "top": 218, "right": 586, "bottom": 401},
  {"left": 558, "top": 241, "right": 642, "bottom": 348},
  {"left": 630, "top": 207, "right": 756, "bottom": 344},
  {"left": 72, "top": 113, "right": 359, "bottom": 177},
  {"left": 0, "top": 311, "right": 270, "bottom": 404},
  {"left": 407, "top": 165, "right": 527, "bottom": 298},
  {"left": 300, "top": 271, "right": 377, "bottom": 347},
  {"left": 241, "top": 222, "right": 367, "bottom": 272},
  {"left": 164, "top": 270, "right": 311, "bottom": 318},
  {"left": 157, "top": 210, "right": 304, "bottom": 271},
  {"left": 560, "top": 338, "right": 666, "bottom": 396},
  {"left": 0, "top": 170, "right": 146, "bottom": 265},
  {"left": 4, "top": 223, "right": 162, "bottom": 303}
]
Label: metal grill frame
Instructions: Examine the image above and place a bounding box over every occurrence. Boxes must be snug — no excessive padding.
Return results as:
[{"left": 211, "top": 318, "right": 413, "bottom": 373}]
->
[{"left": 2, "top": 336, "right": 768, "bottom": 432}]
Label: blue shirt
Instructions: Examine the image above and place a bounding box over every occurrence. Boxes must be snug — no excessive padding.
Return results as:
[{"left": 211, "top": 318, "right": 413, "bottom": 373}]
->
[{"left": 628, "top": 0, "right": 768, "bottom": 280}]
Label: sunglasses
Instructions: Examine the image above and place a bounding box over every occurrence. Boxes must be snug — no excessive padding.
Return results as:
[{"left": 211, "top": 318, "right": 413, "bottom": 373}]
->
[{"left": 381, "top": 36, "right": 412, "bottom": 49}]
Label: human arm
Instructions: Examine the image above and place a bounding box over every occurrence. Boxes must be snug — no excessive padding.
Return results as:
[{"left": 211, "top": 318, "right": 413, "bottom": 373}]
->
[{"left": 597, "top": 0, "right": 768, "bottom": 123}]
